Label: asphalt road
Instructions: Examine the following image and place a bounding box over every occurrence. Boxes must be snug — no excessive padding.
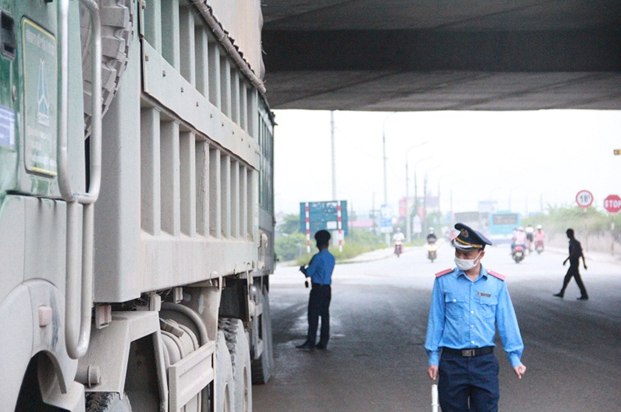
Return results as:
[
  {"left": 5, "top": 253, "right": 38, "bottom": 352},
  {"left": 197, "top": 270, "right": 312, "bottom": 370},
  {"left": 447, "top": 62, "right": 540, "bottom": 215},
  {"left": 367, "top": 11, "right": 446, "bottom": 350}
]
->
[{"left": 253, "top": 242, "right": 621, "bottom": 412}]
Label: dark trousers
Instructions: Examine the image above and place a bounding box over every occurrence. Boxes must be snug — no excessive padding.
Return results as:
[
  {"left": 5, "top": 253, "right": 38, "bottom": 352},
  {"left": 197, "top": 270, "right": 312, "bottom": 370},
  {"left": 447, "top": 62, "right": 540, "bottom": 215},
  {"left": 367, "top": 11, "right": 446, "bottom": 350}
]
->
[
  {"left": 307, "top": 284, "right": 331, "bottom": 346},
  {"left": 439, "top": 352, "right": 500, "bottom": 412},
  {"left": 559, "top": 263, "right": 588, "bottom": 298}
]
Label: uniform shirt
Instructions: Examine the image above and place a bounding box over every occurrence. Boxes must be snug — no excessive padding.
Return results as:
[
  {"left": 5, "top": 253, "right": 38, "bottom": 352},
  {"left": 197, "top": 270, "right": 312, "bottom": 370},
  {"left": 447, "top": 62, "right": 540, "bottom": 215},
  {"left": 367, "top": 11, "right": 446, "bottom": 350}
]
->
[
  {"left": 425, "top": 266, "right": 524, "bottom": 368},
  {"left": 568, "top": 238, "right": 583, "bottom": 264},
  {"left": 301, "top": 249, "right": 335, "bottom": 285}
]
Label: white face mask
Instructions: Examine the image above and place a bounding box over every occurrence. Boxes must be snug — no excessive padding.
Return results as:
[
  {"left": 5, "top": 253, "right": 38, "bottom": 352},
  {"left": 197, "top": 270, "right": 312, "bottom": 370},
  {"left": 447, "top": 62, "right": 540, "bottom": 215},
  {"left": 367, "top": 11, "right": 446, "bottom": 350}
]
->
[{"left": 454, "top": 251, "right": 482, "bottom": 271}]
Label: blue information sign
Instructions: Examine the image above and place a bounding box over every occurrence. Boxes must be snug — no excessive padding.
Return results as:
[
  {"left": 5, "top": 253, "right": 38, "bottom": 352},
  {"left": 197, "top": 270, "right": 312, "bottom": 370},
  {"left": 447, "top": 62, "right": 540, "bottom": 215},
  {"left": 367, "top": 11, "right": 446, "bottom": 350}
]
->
[{"left": 300, "top": 200, "right": 349, "bottom": 237}]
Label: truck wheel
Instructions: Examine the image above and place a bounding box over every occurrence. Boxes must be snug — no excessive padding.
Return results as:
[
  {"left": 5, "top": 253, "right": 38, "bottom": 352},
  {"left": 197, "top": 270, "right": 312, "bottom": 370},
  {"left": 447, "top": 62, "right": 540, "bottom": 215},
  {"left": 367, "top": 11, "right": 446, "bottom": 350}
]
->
[
  {"left": 251, "top": 287, "right": 274, "bottom": 384},
  {"left": 80, "top": 0, "right": 134, "bottom": 134},
  {"left": 86, "top": 392, "right": 132, "bottom": 411},
  {"left": 221, "top": 318, "right": 253, "bottom": 412},
  {"left": 215, "top": 331, "right": 234, "bottom": 412}
]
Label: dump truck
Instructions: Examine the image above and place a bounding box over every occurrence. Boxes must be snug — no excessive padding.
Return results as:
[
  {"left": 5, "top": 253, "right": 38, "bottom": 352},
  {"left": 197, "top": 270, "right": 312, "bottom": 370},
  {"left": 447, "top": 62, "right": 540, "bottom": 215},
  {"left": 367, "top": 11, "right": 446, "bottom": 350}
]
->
[{"left": 0, "top": 0, "right": 274, "bottom": 410}]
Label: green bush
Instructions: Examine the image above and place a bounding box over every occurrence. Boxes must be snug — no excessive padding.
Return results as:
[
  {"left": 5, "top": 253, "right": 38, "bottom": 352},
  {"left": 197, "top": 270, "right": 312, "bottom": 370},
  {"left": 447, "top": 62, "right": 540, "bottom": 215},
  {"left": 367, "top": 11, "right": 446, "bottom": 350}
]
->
[
  {"left": 347, "top": 228, "right": 384, "bottom": 248},
  {"left": 277, "top": 213, "right": 301, "bottom": 235},
  {"left": 275, "top": 233, "right": 307, "bottom": 262},
  {"left": 523, "top": 205, "right": 620, "bottom": 238},
  {"left": 293, "top": 228, "right": 386, "bottom": 265}
]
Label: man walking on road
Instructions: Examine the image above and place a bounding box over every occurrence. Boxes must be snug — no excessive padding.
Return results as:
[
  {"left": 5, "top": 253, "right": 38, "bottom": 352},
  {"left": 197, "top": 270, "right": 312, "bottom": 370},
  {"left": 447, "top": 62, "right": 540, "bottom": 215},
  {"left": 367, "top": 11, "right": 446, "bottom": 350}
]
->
[
  {"left": 297, "top": 230, "right": 335, "bottom": 350},
  {"left": 425, "top": 223, "right": 527, "bottom": 412},
  {"left": 554, "top": 228, "right": 589, "bottom": 300}
]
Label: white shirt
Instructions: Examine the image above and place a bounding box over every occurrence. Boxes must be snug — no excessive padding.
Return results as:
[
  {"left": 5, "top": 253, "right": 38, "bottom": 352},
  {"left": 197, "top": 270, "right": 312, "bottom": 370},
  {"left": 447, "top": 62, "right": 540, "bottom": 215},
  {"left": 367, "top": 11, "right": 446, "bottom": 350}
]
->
[{"left": 393, "top": 232, "right": 405, "bottom": 243}]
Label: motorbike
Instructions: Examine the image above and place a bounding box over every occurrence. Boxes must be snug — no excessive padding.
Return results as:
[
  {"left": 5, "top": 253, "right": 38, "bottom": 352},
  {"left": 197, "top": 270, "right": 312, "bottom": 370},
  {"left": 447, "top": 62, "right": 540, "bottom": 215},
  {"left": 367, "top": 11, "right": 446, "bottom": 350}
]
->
[
  {"left": 394, "top": 242, "right": 403, "bottom": 257},
  {"left": 425, "top": 241, "right": 438, "bottom": 262},
  {"left": 535, "top": 239, "right": 544, "bottom": 254},
  {"left": 512, "top": 244, "right": 526, "bottom": 263}
]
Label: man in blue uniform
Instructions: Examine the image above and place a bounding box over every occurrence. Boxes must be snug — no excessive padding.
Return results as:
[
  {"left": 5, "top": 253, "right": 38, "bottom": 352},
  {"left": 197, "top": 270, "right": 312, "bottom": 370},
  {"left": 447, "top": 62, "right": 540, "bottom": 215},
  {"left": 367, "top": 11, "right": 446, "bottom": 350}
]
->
[
  {"left": 425, "top": 223, "right": 527, "bottom": 411},
  {"left": 297, "top": 230, "right": 335, "bottom": 350}
]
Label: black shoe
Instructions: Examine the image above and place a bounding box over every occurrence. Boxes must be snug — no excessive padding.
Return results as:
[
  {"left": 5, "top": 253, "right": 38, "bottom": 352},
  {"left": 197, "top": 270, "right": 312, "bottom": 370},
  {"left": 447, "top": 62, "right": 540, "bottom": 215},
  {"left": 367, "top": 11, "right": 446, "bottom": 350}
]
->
[
  {"left": 553, "top": 293, "right": 564, "bottom": 298},
  {"left": 315, "top": 343, "right": 327, "bottom": 350},
  {"left": 296, "top": 341, "right": 315, "bottom": 349},
  {"left": 577, "top": 296, "right": 589, "bottom": 301}
]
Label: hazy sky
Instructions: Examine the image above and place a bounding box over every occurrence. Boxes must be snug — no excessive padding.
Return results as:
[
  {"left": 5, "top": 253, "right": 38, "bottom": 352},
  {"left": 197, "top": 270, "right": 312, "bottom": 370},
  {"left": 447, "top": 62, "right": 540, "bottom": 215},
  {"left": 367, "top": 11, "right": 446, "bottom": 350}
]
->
[{"left": 273, "top": 110, "right": 621, "bottom": 218}]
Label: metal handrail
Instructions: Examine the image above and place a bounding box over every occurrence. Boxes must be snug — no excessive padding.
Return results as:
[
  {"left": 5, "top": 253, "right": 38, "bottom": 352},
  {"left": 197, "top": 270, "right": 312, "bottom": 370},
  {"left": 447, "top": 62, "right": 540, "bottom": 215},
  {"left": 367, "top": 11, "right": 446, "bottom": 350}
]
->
[
  {"left": 58, "top": 0, "right": 102, "bottom": 360},
  {"left": 57, "top": 0, "right": 102, "bottom": 205}
]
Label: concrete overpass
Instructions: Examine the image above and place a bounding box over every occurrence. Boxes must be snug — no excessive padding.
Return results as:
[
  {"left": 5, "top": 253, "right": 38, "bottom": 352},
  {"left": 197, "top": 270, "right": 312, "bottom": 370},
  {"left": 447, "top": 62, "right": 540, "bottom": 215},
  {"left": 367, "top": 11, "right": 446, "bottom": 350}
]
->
[{"left": 260, "top": 1, "right": 621, "bottom": 111}]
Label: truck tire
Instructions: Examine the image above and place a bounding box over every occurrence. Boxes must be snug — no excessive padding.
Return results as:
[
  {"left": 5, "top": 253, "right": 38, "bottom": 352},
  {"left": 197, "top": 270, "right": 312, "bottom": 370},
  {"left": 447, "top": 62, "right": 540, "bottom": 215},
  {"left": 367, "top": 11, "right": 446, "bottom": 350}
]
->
[
  {"left": 251, "top": 286, "right": 274, "bottom": 384},
  {"left": 86, "top": 392, "right": 132, "bottom": 412},
  {"left": 80, "top": 0, "right": 134, "bottom": 134},
  {"left": 220, "top": 318, "right": 253, "bottom": 412},
  {"left": 215, "top": 331, "right": 234, "bottom": 412}
]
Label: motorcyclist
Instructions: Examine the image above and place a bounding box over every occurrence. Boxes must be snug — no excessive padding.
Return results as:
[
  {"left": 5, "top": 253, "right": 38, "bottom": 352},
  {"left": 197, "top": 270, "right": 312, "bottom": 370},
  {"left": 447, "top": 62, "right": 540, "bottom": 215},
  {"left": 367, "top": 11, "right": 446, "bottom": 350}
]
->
[
  {"left": 426, "top": 227, "right": 438, "bottom": 262},
  {"left": 426, "top": 227, "right": 438, "bottom": 244},
  {"left": 525, "top": 224, "right": 534, "bottom": 253},
  {"left": 511, "top": 227, "right": 527, "bottom": 252},
  {"left": 393, "top": 227, "right": 405, "bottom": 255},
  {"left": 534, "top": 225, "right": 545, "bottom": 250}
]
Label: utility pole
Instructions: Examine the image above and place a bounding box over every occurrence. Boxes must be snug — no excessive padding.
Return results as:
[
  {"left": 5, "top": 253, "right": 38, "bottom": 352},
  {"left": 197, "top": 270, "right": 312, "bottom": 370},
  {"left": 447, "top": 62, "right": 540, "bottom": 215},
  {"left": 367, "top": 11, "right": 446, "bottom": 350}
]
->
[
  {"left": 405, "top": 142, "right": 428, "bottom": 242},
  {"left": 331, "top": 111, "right": 336, "bottom": 200},
  {"left": 423, "top": 174, "right": 427, "bottom": 235},
  {"left": 406, "top": 161, "right": 410, "bottom": 242},
  {"left": 382, "top": 130, "right": 387, "bottom": 207},
  {"left": 381, "top": 113, "right": 395, "bottom": 245}
]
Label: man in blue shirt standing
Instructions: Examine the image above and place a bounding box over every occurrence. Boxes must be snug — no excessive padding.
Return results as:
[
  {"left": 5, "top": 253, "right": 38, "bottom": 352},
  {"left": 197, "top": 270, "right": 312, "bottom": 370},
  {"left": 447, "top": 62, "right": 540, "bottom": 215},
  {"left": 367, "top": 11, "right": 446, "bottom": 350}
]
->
[
  {"left": 297, "top": 230, "right": 335, "bottom": 350},
  {"left": 425, "top": 223, "right": 527, "bottom": 411}
]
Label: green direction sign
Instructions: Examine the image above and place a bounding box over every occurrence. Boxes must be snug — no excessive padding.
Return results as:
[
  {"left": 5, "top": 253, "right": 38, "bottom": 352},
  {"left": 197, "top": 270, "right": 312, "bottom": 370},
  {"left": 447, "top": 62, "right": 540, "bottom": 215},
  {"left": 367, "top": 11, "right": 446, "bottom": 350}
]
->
[{"left": 22, "top": 19, "right": 57, "bottom": 177}]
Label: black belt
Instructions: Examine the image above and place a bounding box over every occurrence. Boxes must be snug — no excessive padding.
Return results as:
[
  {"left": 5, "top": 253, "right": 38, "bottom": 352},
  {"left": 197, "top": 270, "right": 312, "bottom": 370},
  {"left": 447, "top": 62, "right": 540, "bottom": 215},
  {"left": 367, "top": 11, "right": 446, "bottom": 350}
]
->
[
  {"left": 312, "top": 283, "right": 330, "bottom": 288},
  {"left": 442, "top": 346, "right": 494, "bottom": 357}
]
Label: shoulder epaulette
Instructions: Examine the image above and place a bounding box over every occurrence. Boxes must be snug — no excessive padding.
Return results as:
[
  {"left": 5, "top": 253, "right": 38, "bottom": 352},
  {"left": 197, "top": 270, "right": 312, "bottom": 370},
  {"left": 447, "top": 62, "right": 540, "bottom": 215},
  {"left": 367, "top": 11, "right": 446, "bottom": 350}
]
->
[
  {"left": 435, "top": 268, "right": 453, "bottom": 278},
  {"left": 487, "top": 270, "right": 506, "bottom": 281}
]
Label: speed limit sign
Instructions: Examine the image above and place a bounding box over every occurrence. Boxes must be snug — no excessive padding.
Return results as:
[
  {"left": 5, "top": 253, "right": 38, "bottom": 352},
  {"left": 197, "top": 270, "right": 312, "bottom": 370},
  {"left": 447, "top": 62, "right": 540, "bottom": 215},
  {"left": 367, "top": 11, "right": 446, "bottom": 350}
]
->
[{"left": 575, "top": 190, "right": 594, "bottom": 208}]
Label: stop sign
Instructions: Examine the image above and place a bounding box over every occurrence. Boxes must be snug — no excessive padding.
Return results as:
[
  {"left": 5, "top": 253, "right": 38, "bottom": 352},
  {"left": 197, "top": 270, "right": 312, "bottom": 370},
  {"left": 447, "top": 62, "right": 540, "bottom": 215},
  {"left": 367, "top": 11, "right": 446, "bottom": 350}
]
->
[{"left": 604, "top": 194, "right": 621, "bottom": 214}]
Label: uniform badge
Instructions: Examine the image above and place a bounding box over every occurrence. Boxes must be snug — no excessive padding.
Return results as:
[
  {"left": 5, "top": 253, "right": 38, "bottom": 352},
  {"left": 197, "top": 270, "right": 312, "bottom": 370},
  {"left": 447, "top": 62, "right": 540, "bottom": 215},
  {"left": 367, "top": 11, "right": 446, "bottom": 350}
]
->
[
  {"left": 477, "top": 292, "right": 491, "bottom": 297},
  {"left": 461, "top": 228, "right": 469, "bottom": 238}
]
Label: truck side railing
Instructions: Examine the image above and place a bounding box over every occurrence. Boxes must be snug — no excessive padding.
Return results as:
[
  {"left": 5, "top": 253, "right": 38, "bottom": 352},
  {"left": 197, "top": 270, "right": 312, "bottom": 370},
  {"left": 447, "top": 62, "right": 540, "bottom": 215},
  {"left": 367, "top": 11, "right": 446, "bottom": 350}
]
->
[{"left": 57, "top": 0, "right": 102, "bottom": 359}]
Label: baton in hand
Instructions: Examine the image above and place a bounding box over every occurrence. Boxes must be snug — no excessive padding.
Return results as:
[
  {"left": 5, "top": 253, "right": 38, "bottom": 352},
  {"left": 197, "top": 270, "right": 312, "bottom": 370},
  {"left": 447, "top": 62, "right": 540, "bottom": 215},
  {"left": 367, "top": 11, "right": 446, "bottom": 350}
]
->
[
  {"left": 431, "top": 381, "right": 439, "bottom": 412},
  {"left": 299, "top": 265, "right": 310, "bottom": 288}
]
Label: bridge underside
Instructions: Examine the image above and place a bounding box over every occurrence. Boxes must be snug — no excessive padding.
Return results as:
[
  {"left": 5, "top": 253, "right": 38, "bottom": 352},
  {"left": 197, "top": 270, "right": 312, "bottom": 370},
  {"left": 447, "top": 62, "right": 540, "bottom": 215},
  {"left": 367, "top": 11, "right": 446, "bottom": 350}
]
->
[{"left": 260, "top": 1, "right": 621, "bottom": 111}]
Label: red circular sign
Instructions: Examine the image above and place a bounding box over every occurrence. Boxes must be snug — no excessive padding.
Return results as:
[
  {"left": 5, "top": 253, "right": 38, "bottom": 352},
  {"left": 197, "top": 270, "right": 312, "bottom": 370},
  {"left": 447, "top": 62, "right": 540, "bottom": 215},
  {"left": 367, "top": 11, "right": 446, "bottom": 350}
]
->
[
  {"left": 604, "top": 194, "right": 621, "bottom": 214},
  {"left": 575, "top": 190, "right": 594, "bottom": 208}
]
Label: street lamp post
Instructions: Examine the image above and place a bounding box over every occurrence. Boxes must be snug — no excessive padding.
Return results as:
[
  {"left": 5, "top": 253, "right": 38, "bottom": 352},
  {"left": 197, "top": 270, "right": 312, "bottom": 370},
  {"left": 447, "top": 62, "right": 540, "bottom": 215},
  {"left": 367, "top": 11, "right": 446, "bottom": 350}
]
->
[
  {"left": 488, "top": 186, "right": 505, "bottom": 211},
  {"left": 524, "top": 190, "right": 539, "bottom": 216},
  {"left": 382, "top": 112, "right": 397, "bottom": 245},
  {"left": 412, "top": 156, "right": 433, "bottom": 238},
  {"left": 331, "top": 111, "right": 337, "bottom": 200},
  {"left": 405, "top": 142, "right": 428, "bottom": 242},
  {"left": 448, "top": 177, "right": 467, "bottom": 222},
  {"left": 437, "top": 172, "right": 455, "bottom": 216},
  {"left": 509, "top": 186, "right": 523, "bottom": 212},
  {"left": 423, "top": 165, "right": 441, "bottom": 235}
]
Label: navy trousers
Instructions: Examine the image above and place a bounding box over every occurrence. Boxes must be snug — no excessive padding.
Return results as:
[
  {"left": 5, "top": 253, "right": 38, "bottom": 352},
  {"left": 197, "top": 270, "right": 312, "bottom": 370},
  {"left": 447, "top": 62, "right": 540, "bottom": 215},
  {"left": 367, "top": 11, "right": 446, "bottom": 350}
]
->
[
  {"left": 560, "top": 263, "right": 588, "bottom": 298},
  {"left": 439, "top": 352, "right": 500, "bottom": 412},
  {"left": 307, "top": 284, "right": 331, "bottom": 346}
]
